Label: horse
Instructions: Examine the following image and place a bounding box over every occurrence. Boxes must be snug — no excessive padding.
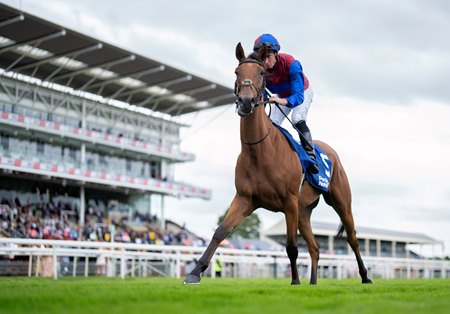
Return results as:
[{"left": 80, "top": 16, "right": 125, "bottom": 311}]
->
[{"left": 183, "top": 43, "right": 372, "bottom": 285}]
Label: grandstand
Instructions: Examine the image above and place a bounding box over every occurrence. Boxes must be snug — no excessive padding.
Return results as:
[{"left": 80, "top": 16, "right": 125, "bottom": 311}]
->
[
  {"left": 0, "top": 2, "right": 234, "bottom": 237},
  {"left": 263, "top": 219, "right": 443, "bottom": 259}
]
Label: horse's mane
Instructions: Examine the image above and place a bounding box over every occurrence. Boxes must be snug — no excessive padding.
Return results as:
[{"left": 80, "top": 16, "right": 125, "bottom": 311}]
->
[{"left": 248, "top": 52, "right": 262, "bottom": 63}]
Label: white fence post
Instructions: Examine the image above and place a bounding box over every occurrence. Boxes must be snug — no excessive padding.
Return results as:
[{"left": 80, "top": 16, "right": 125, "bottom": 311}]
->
[
  {"left": 73, "top": 257, "right": 77, "bottom": 277},
  {"left": 52, "top": 245, "right": 58, "bottom": 280},
  {"left": 120, "top": 251, "right": 126, "bottom": 279},
  {"left": 28, "top": 255, "right": 32, "bottom": 277},
  {"left": 176, "top": 251, "right": 181, "bottom": 279},
  {"left": 211, "top": 256, "right": 216, "bottom": 279},
  {"left": 84, "top": 256, "right": 89, "bottom": 277}
]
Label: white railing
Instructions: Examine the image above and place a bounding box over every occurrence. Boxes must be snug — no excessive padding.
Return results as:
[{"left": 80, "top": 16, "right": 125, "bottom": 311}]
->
[
  {"left": 0, "top": 110, "right": 195, "bottom": 162},
  {"left": 0, "top": 238, "right": 448, "bottom": 280},
  {"left": 0, "top": 156, "right": 211, "bottom": 200}
]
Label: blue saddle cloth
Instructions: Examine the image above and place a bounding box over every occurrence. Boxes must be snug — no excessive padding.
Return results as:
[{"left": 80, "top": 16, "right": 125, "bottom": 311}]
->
[{"left": 273, "top": 123, "right": 332, "bottom": 192}]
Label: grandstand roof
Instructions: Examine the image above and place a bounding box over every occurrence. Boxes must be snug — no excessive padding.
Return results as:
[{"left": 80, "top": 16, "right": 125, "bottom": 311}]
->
[
  {"left": 0, "top": 3, "right": 235, "bottom": 116},
  {"left": 264, "top": 219, "right": 439, "bottom": 244}
]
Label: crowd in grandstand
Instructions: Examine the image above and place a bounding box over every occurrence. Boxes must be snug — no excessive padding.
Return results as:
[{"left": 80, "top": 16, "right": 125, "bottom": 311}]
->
[{"left": 0, "top": 196, "right": 203, "bottom": 247}]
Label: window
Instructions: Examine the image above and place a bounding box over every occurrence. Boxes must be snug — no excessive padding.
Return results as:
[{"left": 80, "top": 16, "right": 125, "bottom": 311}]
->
[
  {"left": 0, "top": 133, "right": 9, "bottom": 150},
  {"left": 150, "top": 161, "right": 160, "bottom": 179},
  {"left": 126, "top": 159, "right": 132, "bottom": 172},
  {"left": 37, "top": 140, "right": 44, "bottom": 155}
]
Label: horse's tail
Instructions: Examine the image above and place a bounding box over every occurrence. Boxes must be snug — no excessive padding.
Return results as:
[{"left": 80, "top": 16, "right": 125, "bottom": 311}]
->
[{"left": 336, "top": 224, "right": 345, "bottom": 237}]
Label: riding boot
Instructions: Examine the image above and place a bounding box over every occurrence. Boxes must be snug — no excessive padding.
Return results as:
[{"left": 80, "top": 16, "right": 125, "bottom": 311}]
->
[{"left": 295, "top": 121, "right": 319, "bottom": 174}]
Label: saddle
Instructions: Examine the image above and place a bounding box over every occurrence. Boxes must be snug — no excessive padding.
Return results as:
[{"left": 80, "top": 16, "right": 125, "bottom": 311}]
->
[{"left": 273, "top": 123, "right": 332, "bottom": 192}]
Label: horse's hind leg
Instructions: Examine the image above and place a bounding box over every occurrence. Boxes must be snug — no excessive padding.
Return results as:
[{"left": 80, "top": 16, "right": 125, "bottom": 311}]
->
[
  {"left": 324, "top": 169, "right": 372, "bottom": 283},
  {"left": 298, "top": 198, "right": 320, "bottom": 285},
  {"left": 183, "top": 194, "right": 253, "bottom": 284},
  {"left": 285, "top": 195, "right": 301, "bottom": 285}
]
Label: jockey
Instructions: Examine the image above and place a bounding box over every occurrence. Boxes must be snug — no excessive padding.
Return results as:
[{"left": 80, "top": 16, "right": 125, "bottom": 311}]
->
[{"left": 254, "top": 33, "right": 319, "bottom": 174}]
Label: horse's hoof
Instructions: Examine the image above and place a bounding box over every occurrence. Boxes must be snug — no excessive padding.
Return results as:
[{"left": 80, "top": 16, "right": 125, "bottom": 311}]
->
[
  {"left": 183, "top": 274, "right": 201, "bottom": 285},
  {"left": 362, "top": 278, "right": 373, "bottom": 284},
  {"left": 291, "top": 280, "right": 300, "bottom": 285}
]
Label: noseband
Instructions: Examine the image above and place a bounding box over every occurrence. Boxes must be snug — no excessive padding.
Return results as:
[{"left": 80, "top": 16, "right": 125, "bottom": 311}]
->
[{"left": 234, "top": 59, "right": 266, "bottom": 106}]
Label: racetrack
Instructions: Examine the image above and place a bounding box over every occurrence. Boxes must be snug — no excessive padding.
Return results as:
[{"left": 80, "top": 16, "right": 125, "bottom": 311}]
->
[{"left": 0, "top": 277, "right": 448, "bottom": 314}]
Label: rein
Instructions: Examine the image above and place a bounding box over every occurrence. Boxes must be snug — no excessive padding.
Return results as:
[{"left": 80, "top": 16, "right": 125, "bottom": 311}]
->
[{"left": 241, "top": 127, "right": 271, "bottom": 145}]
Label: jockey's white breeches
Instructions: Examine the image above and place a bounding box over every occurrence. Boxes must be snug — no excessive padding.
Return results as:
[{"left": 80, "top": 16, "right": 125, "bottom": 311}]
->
[{"left": 270, "top": 87, "right": 314, "bottom": 125}]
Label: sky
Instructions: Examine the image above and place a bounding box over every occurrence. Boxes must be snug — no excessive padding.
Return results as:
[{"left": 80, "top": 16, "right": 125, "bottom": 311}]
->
[{"left": 2, "top": 0, "right": 449, "bottom": 256}]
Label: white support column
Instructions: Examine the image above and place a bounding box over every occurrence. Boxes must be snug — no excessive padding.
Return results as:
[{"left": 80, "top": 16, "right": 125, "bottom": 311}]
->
[
  {"left": 79, "top": 100, "right": 87, "bottom": 230},
  {"left": 392, "top": 241, "right": 397, "bottom": 258},
  {"left": 81, "top": 100, "right": 87, "bottom": 129},
  {"left": 376, "top": 239, "right": 381, "bottom": 257},
  {"left": 365, "top": 238, "right": 369, "bottom": 256},
  {"left": 81, "top": 143, "right": 86, "bottom": 172},
  {"left": 160, "top": 160, "right": 170, "bottom": 181},
  {"left": 328, "top": 235, "right": 334, "bottom": 254},
  {"left": 161, "top": 195, "right": 165, "bottom": 231},
  {"left": 147, "top": 192, "right": 152, "bottom": 218},
  {"left": 80, "top": 186, "right": 85, "bottom": 228}
]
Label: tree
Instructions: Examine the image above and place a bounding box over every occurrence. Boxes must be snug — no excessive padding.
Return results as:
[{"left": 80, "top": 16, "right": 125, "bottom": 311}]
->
[{"left": 217, "top": 208, "right": 261, "bottom": 239}]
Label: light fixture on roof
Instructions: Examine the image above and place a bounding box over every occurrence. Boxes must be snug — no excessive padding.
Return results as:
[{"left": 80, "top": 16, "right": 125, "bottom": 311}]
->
[
  {"left": 0, "top": 35, "right": 14, "bottom": 46},
  {"left": 14, "top": 44, "right": 52, "bottom": 59},
  {"left": 170, "top": 94, "right": 194, "bottom": 103},
  {"left": 118, "top": 77, "right": 145, "bottom": 88},
  {"left": 52, "top": 56, "right": 86, "bottom": 70},
  {"left": 193, "top": 101, "right": 210, "bottom": 109},
  {"left": 146, "top": 85, "right": 170, "bottom": 96},
  {"left": 88, "top": 67, "right": 116, "bottom": 79}
]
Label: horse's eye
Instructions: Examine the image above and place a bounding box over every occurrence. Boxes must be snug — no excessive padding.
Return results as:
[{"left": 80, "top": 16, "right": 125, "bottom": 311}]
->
[{"left": 260, "top": 71, "right": 265, "bottom": 76}]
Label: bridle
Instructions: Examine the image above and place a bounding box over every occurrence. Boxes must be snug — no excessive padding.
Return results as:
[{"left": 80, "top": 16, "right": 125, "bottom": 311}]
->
[
  {"left": 234, "top": 58, "right": 266, "bottom": 107},
  {"left": 235, "top": 58, "right": 271, "bottom": 145}
]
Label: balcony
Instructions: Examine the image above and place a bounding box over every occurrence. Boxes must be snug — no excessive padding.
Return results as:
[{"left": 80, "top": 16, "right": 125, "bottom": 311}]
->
[
  {"left": 0, "top": 110, "right": 195, "bottom": 163},
  {"left": 0, "top": 147, "right": 211, "bottom": 200}
]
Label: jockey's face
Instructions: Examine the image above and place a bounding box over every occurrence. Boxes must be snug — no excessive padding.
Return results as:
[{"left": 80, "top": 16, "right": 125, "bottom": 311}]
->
[{"left": 264, "top": 51, "right": 277, "bottom": 69}]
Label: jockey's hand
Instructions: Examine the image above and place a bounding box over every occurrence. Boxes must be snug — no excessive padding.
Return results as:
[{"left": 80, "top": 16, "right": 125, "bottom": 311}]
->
[{"left": 269, "top": 95, "right": 288, "bottom": 106}]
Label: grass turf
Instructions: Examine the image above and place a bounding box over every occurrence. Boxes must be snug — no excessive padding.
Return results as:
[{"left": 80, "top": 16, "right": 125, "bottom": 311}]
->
[{"left": 0, "top": 277, "right": 449, "bottom": 314}]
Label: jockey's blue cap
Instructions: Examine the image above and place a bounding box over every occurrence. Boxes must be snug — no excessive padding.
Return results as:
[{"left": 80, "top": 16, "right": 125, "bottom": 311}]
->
[{"left": 253, "top": 34, "right": 281, "bottom": 52}]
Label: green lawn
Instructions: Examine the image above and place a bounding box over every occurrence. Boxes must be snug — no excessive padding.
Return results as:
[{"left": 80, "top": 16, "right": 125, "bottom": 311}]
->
[{"left": 0, "top": 277, "right": 449, "bottom": 314}]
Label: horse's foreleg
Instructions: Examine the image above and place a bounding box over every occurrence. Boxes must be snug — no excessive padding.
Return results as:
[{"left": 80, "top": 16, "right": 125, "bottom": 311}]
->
[
  {"left": 183, "top": 195, "right": 252, "bottom": 285},
  {"left": 285, "top": 196, "right": 300, "bottom": 285}
]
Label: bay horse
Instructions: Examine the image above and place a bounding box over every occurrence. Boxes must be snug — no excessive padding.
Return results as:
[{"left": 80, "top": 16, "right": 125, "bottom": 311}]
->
[{"left": 183, "top": 43, "right": 372, "bottom": 285}]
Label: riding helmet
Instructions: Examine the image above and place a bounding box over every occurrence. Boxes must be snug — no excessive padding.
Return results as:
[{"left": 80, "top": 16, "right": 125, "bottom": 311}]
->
[{"left": 253, "top": 34, "right": 281, "bottom": 52}]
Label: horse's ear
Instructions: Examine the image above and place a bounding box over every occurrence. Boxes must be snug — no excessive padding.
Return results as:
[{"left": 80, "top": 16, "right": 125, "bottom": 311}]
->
[
  {"left": 236, "top": 42, "right": 245, "bottom": 62},
  {"left": 258, "top": 45, "right": 268, "bottom": 62}
]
